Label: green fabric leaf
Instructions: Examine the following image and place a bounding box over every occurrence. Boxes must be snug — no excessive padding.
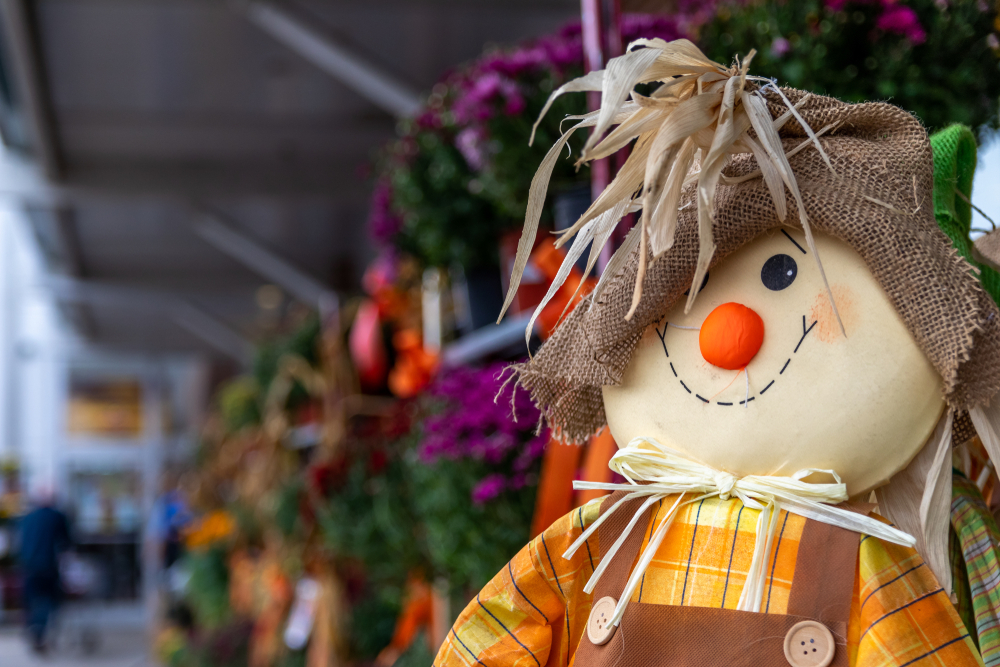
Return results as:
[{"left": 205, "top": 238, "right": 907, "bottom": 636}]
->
[{"left": 930, "top": 125, "right": 1000, "bottom": 305}]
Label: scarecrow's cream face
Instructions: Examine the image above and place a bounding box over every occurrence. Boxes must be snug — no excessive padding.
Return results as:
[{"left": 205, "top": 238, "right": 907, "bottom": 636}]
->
[{"left": 602, "top": 229, "right": 945, "bottom": 496}]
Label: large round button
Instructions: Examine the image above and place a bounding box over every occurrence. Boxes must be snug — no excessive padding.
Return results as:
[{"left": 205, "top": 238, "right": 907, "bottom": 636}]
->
[
  {"left": 586, "top": 596, "right": 618, "bottom": 646},
  {"left": 783, "top": 620, "right": 836, "bottom": 667}
]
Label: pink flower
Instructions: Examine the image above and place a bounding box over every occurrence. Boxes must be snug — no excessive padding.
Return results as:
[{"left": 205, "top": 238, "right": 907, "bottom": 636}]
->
[
  {"left": 472, "top": 474, "right": 506, "bottom": 504},
  {"left": 876, "top": 5, "right": 927, "bottom": 43},
  {"left": 771, "top": 37, "right": 791, "bottom": 57}
]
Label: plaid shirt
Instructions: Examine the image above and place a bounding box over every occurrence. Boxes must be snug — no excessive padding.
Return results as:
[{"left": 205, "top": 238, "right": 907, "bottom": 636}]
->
[
  {"left": 436, "top": 495, "right": 983, "bottom": 667},
  {"left": 952, "top": 472, "right": 1000, "bottom": 665}
]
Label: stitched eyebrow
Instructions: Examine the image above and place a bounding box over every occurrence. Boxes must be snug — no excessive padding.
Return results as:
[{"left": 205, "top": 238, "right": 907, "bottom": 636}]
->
[{"left": 780, "top": 229, "right": 807, "bottom": 255}]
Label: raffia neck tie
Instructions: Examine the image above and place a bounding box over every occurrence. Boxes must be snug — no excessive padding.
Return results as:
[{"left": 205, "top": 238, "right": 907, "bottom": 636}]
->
[{"left": 563, "top": 437, "right": 916, "bottom": 627}]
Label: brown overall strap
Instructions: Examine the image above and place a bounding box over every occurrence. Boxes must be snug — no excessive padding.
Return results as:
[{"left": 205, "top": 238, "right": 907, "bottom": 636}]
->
[
  {"left": 787, "top": 515, "right": 864, "bottom": 622},
  {"left": 590, "top": 492, "right": 655, "bottom": 602},
  {"left": 576, "top": 490, "right": 861, "bottom": 667}
]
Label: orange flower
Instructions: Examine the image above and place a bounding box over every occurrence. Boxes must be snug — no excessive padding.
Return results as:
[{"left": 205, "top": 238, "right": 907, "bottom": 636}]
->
[
  {"left": 388, "top": 330, "right": 439, "bottom": 398},
  {"left": 183, "top": 510, "right": 235, "bottom": 550}
]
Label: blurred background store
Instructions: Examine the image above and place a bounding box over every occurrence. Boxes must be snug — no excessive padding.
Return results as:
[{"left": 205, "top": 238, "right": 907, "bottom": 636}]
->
[{"left": 0, "top": 0, "right": 991, "bottom": 666}]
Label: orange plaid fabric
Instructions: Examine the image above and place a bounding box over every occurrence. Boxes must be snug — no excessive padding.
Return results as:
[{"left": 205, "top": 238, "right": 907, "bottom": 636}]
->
[{"left": 435, "top": 495, "right": 983, "bottom": 667}]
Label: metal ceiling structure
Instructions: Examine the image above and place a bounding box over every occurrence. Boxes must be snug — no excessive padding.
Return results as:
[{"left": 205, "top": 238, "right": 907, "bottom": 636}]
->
[{"left": 0, "top": 0, "right": 578, "bottom": 364}]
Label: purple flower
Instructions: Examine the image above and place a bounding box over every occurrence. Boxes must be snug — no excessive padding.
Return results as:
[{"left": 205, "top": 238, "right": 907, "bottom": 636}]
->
[
  {"left": 770, "top": 37, "right": 791, "bottom": 57},
  {"left": 621, "top": 14, "right": 685, "bottom": 43},
  {"left": 876, "top": 5, "right": 926, "bottom": 43},
  {"left": 417, "top": 363, "right": 544, "bottom": 469},
  {"left": 671, "top": 2, "right": 725, "bottom": 31},
  {"left": 472, "top": 474, "right": 506, "bottom": 504},
  {"left": 368, "top": 179, "right": 403, "bottom": 245},
  {"left": 452, "top": 71, "right": 526, "bottom": 125},
  {"left": 456, "top": 127, "right": 488, "bottom": 171},
  {"left": 824, "top": 0, "right": 851, "bottom": 11},
  {"left": 508, "top": 473, "right": 529, "bottom": 491},
  {"left": 415, "top": 109, "right": 442, "bottom": 130},
  {"left": 824, "top": 0, "right": 884, "bottom": 11}
]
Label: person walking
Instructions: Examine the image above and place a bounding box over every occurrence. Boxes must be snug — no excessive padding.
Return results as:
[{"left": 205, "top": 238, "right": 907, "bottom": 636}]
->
[{"left": 18, "top": 484, "right": 71, "bottom": 653}]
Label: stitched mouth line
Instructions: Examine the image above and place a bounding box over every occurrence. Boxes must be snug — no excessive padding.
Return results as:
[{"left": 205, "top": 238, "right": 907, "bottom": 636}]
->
[{"left": 655, "top": 315, "right": 818, "bottom": 406}]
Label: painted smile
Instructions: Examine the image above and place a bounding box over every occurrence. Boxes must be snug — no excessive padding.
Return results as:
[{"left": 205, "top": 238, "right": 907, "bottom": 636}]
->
[{"left": 655, "top": 315, "right": 818, "bottom": 406}]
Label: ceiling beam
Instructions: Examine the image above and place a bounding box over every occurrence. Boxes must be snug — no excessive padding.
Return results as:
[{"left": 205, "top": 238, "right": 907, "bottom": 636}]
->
[
  {"left": 25, "top": 204, "right": 88, "bottom": 276},
  {"left": 0, "top": 0, "right": 62, "bottom": 178},
  {"left": 53, "top": 206, "right": 86, "bottom": 276},
  {"left": 172, "top": 302, "right": 255, "bottom": 365},
  {"left": 0, "top": 154, "right": 370, "bottom": 205},
  {"left": 46, "top": 276, "right": 253, "bottom": 364},
  {"left": 240, "top": 0, "right": 422, "bottom": 118},
  {"left": 21, "top": 204, "right": 99, "bottom": 339},
  {"left": 45, "top": 275, "right": 170, "bottom": 309},
  {"left": 192, "top": 209, "right": 336, "bottom": 310}
]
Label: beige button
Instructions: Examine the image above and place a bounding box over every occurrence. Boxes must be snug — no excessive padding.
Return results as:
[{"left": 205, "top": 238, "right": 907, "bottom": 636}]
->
[
  {"left": 783, "top": 620, "right": 836, "bottom": 667},
  {"left": 586, "top": 596, "right": 617, "bottom": 645}
]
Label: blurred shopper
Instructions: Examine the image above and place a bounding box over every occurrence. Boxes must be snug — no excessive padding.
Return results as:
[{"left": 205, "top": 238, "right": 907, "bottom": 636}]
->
[
  {"left": 18, "top": 481, "right": 71, "bottom": 653},
  {"left": 152, "top": 471, "right": 190, "bottom": 571}
]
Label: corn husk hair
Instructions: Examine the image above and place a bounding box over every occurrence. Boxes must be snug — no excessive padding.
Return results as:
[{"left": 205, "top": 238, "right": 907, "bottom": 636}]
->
[{"left": 499, "top": 38, "right": 843, "bottom": 338}]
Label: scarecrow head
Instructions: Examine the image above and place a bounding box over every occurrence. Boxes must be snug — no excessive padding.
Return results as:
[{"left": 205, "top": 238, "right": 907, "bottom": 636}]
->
[
  {"left": 503, "top": 39, "right": 1000, "bottom": 588},
  {"left": 602, "top": 228, "right": 944, "bottom": 497}
]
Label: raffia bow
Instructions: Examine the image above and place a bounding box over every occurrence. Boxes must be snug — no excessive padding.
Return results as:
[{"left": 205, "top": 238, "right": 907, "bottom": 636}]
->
[
  {"left": 499, "top": 38, "right": 845, "bottom": 339},
  {"left": 564, "top": 437, "right": 915, "bottom": 628}
]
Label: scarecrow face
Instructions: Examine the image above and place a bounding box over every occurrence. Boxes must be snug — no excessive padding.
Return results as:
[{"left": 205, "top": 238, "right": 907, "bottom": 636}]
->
[{"left": 603, "top": 229, "right": 945, "bottom": 496}]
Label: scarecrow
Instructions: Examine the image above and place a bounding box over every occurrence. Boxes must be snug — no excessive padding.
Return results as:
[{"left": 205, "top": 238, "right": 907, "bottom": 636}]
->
[{"left": 436, "top": 39, "right": 1000, "bottom": 667}]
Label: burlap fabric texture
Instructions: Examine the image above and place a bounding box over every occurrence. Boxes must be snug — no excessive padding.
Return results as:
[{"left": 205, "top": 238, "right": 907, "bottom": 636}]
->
[{"left": 513, "top": 89, "right": 1000, "bottom": 444}]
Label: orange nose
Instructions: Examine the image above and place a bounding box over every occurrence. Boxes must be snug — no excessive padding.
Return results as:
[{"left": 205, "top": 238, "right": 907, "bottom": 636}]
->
[{"left": 699, "top": 302, "right": 765, "bottom": 370}]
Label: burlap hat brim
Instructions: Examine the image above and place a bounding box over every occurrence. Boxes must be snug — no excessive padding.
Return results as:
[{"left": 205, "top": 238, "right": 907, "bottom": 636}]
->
[{"left": 513, "top": 89, "right": 1000, "bottom": 444}]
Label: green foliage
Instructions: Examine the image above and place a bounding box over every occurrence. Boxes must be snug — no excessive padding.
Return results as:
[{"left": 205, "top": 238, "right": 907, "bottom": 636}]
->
[
  {"left": 387, "top": 132, "right": 511, "bottom": 270},
  {"left": 217, "top": 316, "right": 322, "bottom": 434},
  {"left": 229, "top": 500, "right": 264, "bottom": 548},
  {"left": 373, "top": 18, "right": 686, "bottom": 270},
  {"left": 175, "top": 620, "right": 253, "bottom": 667},
  {"left": 277, "top": 649, "right": 308, "bottom": 667},
  {"left": 182, "top": 547, "right": 232, "bottom": 630},
  {"left": 475, "top": 86, "right": 588, "bottom": 223},
  {"left": 217, "top": 376, "right": 261, "bottom": 432},
  {"left": 387, "top": 83, "right": 587, "bottom": 271},
  {"left": 274, "top": 478, "right": 304, "bottom": 539},
  {"left": 406, "top": 450, "right": 539, "bottom": 597},
  {"left": 318, "top": 447, "right": 428, "bottom": 591},
  {"left": 253, "top": 315, "right": 321, "bottom": 416},
  {"left": 699, "top": 0, "right": 1000, "bottom": 135},
  {"left": 393, "top": 632, "right": 435, "bottom": 667},
  {"left": 350, "top": 593, "right": 404, "bottom": 660},
  {"left": 402, "top": 363, "right": 546, "bottom": 596},
  {"left": 314, "top": 441, "right": 429, "bottom": 659}
]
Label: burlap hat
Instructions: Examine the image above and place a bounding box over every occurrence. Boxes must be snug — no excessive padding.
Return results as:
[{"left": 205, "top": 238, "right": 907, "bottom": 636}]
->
[{"left": 502, "top": 41, "right": 1000, "bottom": 444}]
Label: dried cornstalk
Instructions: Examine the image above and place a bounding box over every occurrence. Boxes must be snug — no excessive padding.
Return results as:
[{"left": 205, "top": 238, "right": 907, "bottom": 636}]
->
[{"left": 500, "top": 38, "right": 843, "bottom": 335}]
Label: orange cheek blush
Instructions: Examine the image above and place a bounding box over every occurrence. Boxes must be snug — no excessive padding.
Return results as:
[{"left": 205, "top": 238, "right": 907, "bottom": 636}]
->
[
  {"left": 810, "top": 284, "right": 857, "bottom": 342},
  {"left": 699, "top": 302, "right": 765, "bottom": 370}
]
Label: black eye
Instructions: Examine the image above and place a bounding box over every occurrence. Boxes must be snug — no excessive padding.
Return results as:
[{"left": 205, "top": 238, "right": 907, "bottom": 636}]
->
[
  {"left": 761, "top": 254, "right": 797, "bottom": 291},
  {"left": 683, "top": 271, "right": 709, "bottom": 297}
]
